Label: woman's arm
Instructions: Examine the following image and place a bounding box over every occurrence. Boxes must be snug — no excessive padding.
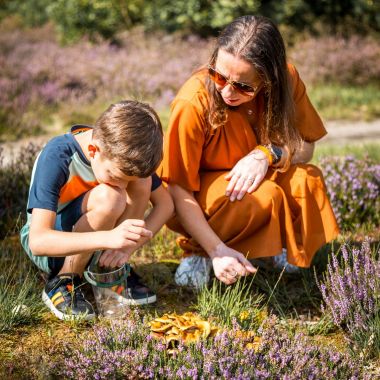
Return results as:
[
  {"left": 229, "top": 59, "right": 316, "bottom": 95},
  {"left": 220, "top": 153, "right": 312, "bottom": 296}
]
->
[
  {"left": 273, "top": 141, "right": 315, "bottom": 168},
  {"left": 168, "top": 183, "right": 256, "bottom": 284}
]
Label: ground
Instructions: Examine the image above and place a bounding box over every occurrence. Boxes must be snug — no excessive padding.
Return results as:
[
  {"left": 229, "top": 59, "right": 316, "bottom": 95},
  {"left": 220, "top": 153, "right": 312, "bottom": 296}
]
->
[{"left": 0, "top": 120, "right": 379, "bottom": 379}]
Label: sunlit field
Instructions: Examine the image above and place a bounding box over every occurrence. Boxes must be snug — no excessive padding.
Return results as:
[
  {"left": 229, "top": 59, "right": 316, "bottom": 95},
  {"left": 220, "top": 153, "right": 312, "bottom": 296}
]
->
[{"left": 0, "top": 21, "right": 379, "bottom": 380}]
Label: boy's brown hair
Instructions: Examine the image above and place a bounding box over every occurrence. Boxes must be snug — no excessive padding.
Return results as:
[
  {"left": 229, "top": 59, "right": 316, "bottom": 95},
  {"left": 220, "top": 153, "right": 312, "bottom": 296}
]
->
[{"left": 93, "top": 100, "right": 163, "bottom": 177}]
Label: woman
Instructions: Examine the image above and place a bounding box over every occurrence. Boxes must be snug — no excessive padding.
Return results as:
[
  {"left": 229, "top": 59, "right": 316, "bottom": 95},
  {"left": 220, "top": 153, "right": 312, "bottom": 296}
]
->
[{"left": 159, "top": 15, "right": 339, "bottom": 288}]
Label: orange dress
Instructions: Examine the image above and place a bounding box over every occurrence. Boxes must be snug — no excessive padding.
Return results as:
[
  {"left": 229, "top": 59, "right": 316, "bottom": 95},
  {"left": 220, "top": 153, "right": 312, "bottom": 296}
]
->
[{"left": 159, "top": 64, "right": 339, "bottom": 267}]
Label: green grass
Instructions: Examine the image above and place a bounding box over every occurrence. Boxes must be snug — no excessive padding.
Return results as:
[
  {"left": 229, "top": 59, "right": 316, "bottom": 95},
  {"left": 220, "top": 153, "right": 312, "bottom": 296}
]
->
[
  {"left": 313, "top": 141, "right": 380, "bottom": 163},
  {"left": 0, "top": 239, "right": 44, "bottom": 332},
  {"left": 195, "top": 276, "right": 265, "bottom": 331},
  {"left": 309, "top": 84, "right": 380, "bottom": 121}
]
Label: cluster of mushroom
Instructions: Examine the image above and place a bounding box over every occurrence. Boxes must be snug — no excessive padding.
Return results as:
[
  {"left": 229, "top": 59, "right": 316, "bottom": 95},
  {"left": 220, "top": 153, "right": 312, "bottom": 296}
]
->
[
  {"left": 148, "top": 312, "right": 262, "bottom": 352},
  {"left": 148, "top": 312, "right": 219, "bottom": 345}
]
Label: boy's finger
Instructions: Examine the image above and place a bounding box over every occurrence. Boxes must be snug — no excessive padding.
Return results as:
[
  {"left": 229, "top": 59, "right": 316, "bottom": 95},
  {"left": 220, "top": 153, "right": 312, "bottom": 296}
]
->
[
  {"left": 130, "top": 219, "right": 146, "bottom": 227},
  {"left": 124, "top": 232, "right": 141, "bottom": 241},
  {"left": 100, "top": 253, "right": 112, "bottom": 267},
  {"left": 99, "top": 250, "right": 113, "bottom": 266},
  {"left": 140, "top": 228, "right": 153, "bottom": 238}
]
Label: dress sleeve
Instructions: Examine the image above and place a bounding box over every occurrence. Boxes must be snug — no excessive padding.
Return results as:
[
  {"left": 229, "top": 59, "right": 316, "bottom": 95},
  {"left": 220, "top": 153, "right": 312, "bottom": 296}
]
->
[
  {"left": 159, "top": 98, "right": 206, "bottom": 192},
  {"left": 289, "top": 64, "right": 327, "bottom": 142}
]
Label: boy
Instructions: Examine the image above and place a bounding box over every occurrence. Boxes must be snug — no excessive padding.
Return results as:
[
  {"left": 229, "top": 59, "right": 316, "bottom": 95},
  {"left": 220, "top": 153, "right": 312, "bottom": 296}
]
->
[{"left": 20, "top": 100, "right": 174, "bottom": 320}]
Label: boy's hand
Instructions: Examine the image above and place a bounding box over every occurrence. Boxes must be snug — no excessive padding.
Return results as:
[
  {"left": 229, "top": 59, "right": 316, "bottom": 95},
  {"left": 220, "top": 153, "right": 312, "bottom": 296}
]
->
[
  {"left": 99, "top": 248, "right": 133, "bottom": 268},
  {"left": 109, "top": 219, "right": 152, "bottom": 250}
]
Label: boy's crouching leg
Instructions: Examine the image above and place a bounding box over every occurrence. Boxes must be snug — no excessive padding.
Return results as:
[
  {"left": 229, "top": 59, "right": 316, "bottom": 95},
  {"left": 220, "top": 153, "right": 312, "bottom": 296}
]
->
[
  {"left": 79, "top": 183, "right": 127, "bottom": 229},
  {"left": 45, "top": 185, "right": 128, "bottom": 321},
  {"left": 58, "top": 184, "right": 127, "bottom": 275}
]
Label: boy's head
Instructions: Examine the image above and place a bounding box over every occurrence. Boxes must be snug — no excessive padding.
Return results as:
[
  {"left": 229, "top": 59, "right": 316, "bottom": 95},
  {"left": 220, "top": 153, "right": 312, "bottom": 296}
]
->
[{"left": 90, "top": 100, "right": 163, "bottom": 183}]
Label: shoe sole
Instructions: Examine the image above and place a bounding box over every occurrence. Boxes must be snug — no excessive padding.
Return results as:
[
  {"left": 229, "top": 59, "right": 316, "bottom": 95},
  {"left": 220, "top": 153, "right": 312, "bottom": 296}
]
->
[
  {"left": 42, "top": 290, "right": 95, "bottom": 321},
  {"left": 103, "top": 288, "right": 157, "bottom": 305}
]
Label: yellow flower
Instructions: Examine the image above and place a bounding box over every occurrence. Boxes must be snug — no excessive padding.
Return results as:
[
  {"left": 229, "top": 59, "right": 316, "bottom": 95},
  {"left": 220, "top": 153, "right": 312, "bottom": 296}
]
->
[{"left": 239, "top": 310, "right": 250, "bottom": 321}]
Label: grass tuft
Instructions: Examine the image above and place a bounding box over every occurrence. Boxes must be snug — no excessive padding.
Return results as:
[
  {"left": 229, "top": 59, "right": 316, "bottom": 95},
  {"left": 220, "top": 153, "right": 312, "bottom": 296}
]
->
[{"left": 195, "top": 275, "right": 265, "bottom": 331}]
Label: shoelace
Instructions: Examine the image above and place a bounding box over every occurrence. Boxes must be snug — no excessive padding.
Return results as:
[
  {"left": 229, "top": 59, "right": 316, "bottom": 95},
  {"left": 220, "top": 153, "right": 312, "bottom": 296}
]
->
[{"left": 60, "top": 280, "right": 86, "bottom": 304}]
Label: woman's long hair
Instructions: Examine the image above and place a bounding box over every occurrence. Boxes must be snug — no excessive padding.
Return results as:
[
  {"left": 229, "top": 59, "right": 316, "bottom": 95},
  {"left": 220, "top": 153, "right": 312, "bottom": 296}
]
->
[{"left": 206, "top": 15, "right": 302, "bottom": 157}]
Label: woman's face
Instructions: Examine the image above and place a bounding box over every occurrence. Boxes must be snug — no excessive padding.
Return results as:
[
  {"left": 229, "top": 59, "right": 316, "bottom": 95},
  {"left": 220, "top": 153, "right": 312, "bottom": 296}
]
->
[{"left": 213, "top": 49, "right": 262, "bottom": 107}]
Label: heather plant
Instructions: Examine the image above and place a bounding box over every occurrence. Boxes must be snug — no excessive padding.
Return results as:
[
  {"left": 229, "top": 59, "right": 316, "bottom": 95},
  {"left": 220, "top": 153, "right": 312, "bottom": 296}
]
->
[
  {"left": 1, "top": 26, "right": 380, "bottom": 141},
  {"left": 319, "top": 155, "right": 380, "bottom": 231},
  {"left": 290, "top": 35, "right": 380, "bottom": 86},
  {"left": 0, "top": 143, "right": 40, "bottom": 238},
  {"left": 318, "top": 240, "right": 380, "bottom": 359},
  {"left": 58, "top": 312, "right": 364, "bottom": 379},
  {"left": 0, "top": 25, "right": 211, "bottom": 139},
  {"left": 195, "top": 276, "right": 265, "bottom": 331}
]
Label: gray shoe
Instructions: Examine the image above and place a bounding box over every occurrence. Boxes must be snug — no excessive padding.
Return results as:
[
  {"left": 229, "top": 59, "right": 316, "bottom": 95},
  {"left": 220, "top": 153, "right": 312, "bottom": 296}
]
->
[
  {"left": 273, "top": 249, "right": 300, "bottom": 274},
  {"left": 174, "top": 256, "right": 212, "bottom": 289}
]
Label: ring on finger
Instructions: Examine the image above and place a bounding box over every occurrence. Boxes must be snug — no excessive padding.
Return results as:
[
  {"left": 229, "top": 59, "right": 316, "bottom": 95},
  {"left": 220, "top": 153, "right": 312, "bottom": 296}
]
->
[
  {"left": 247, "top": 177, "right": 254, "bottom": 183},
  {"left": 231, "top": 270, "right": 238, "bottom": 278}
]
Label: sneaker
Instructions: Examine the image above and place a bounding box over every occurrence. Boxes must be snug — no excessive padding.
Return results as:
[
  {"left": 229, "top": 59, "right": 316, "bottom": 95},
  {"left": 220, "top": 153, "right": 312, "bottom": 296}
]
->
[
  {"left": 42, "top": 273, "right": 95, "bottom": 320},
  {"left": 174, "top": 255, "right": 212, "bottom": 289},
  {"left": 105, "top": 267, "right": 157, "bottom": 306},
  {"left": 273, "top": 249, "right": 300, "bottom": 274}
]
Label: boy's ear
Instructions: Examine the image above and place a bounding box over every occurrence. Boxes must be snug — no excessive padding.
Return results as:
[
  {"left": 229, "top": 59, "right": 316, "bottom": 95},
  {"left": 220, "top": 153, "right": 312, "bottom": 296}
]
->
[{"left": 88, "top": 143, "right": 99, "bottom": 158}]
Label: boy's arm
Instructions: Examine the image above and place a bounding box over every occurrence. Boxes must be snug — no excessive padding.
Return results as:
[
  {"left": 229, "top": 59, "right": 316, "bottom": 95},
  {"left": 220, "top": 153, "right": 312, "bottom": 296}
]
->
[
  {"left": 145, "top": 185, "right": 175, "bottom": 235},
  {"left": 29, "top": 208, "right": 151, "bottom": 256}
]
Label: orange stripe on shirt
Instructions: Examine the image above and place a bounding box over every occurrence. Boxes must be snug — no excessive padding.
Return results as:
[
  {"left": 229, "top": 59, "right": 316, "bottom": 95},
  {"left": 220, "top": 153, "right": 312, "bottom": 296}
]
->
[{"left": 59, "top": 175, "right": 98, "bottom": 205}]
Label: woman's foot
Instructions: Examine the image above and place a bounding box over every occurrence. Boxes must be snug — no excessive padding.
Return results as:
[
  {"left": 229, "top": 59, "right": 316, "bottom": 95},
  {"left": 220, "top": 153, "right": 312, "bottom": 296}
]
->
[{"left": 174, "top": 256, "right": 212, "bottom": 289}]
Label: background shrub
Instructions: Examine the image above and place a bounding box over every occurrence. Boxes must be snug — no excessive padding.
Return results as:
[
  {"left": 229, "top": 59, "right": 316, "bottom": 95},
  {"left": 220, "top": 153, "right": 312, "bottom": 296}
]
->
[
  {"left": 2, "top": 0, "right": 380, "bottom": 39},
  {"left": 0, "top": 26, "right": 211, "bottom": 140},
  {"left": 1, "top": 25, "right": 379, "bottom": 141},
  {"left": 291, "top": 35, "right": 380, "bottom": 86},
  {"left": 0, "top": 143, "right": 40, "bottom": 238}
]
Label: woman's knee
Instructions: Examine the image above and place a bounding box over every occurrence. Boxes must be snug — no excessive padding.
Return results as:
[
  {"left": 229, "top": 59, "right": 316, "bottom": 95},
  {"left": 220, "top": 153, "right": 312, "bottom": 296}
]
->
[{"left": 210, "top": 180, "right": 283, "bottom": 212}]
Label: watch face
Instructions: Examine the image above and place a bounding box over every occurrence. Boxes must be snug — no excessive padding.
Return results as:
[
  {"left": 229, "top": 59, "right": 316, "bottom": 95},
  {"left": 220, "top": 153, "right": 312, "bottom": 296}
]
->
[
  {"left": 271, "top": 145, "right": 282, "bottom": 164},
  {"left": 272, "top": 145, "right": 282, "bottom": 159}
]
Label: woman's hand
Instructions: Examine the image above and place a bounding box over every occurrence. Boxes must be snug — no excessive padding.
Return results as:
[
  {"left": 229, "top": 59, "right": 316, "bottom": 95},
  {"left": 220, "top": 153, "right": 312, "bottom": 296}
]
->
[
  {"left": 225, "top": 149, "right": 269, "bottom": 201},
  {"left": 209, "top": 242, "right": 256, "bottom": 285}
]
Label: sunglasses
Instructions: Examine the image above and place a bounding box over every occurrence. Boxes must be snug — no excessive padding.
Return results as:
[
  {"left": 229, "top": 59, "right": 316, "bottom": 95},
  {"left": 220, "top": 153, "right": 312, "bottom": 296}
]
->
[{"left": 208, "top": 65, "right": 259, "bottom": 96}]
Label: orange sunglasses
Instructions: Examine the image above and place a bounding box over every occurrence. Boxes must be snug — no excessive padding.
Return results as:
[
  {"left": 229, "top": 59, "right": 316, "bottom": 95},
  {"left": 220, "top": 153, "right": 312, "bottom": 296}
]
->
[{"left": 208, "top": 65, "right": 259, "bottom": 96}]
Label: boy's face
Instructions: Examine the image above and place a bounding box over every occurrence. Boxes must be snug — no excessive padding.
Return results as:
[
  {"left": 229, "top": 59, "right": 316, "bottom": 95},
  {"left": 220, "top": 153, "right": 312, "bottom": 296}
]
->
[{"left": 89, "top": 143, "right": 137, "bottom": 189}]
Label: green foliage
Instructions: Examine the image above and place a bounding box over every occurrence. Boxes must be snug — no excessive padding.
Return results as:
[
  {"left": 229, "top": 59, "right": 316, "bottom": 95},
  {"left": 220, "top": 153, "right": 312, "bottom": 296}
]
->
[
  {"left": 313, "top": 142, "right": 380, "bottom": 164},
  {"left": 2, "top": 0, "right": 51, "bottom": 26},
  {"left": 2, "top": 0, "right": 379, "bottom": 40},
  {"left": 266, "top": 0, "right": 380, "bottom": 35},
  {"left": 309, "top": 84, "right": 380, "bottom": 121},
  {"left": 143, "top": 0, "right": 260, "bottom": 36},
  {"left": 195, "top": 276, "right": 265, "bottom": 330},
  {"left": 46, "top": 0, "right": 124, "bottom": 42}
]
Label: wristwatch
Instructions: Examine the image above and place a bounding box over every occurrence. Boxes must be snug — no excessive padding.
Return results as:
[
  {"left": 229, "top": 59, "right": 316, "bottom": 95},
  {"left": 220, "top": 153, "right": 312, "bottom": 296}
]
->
[{"left": 266, "top": 144, "right": 282, "bottom": 165}]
